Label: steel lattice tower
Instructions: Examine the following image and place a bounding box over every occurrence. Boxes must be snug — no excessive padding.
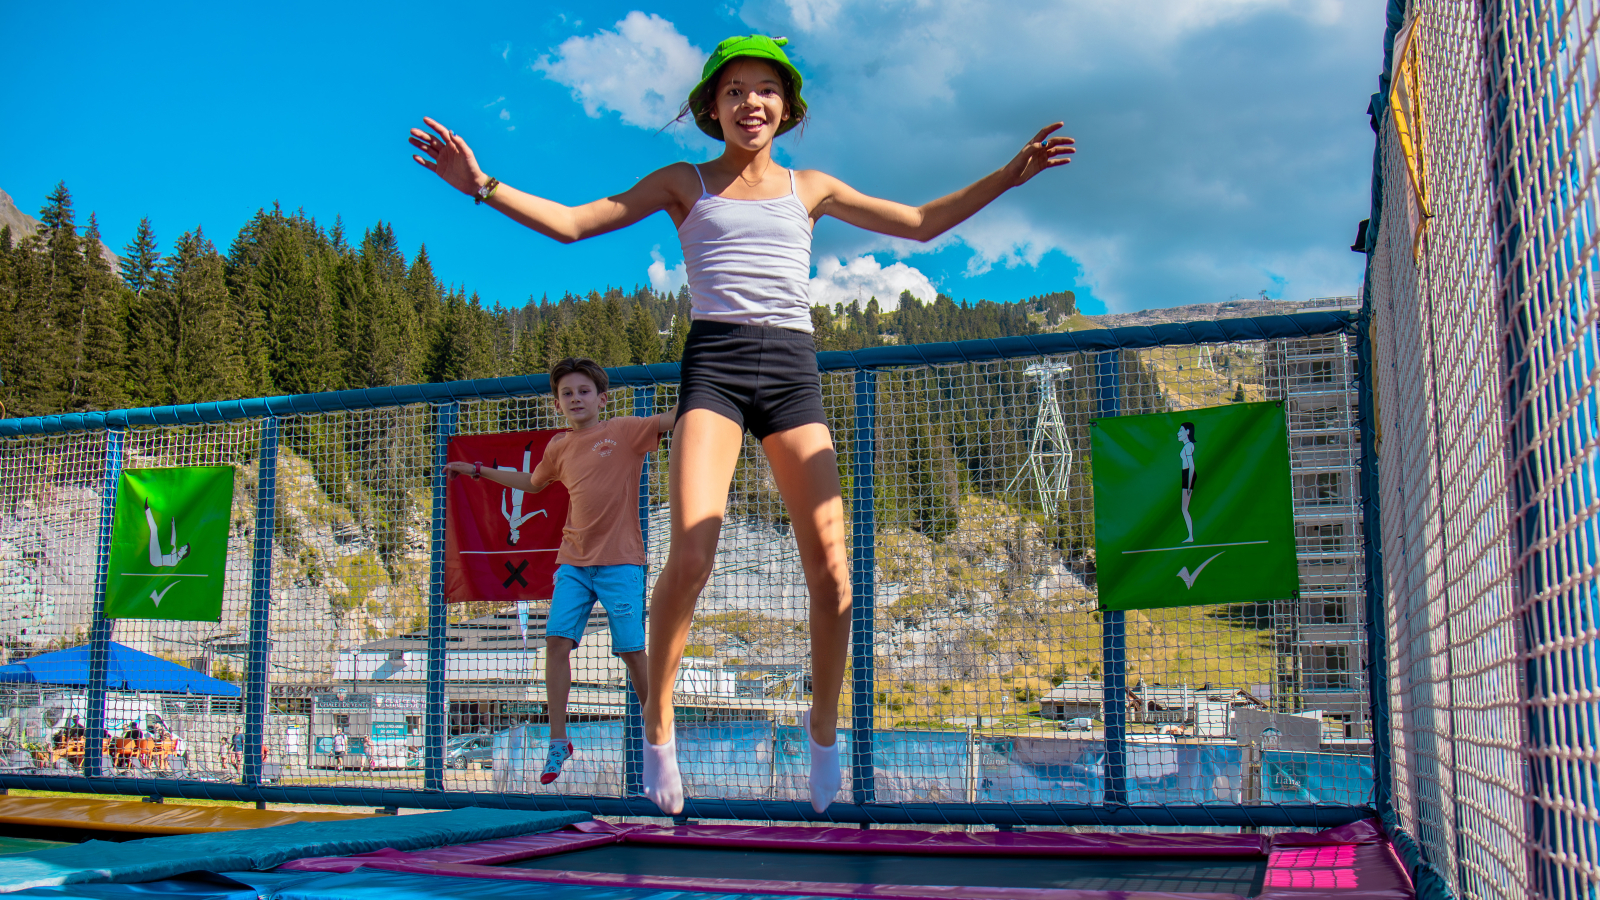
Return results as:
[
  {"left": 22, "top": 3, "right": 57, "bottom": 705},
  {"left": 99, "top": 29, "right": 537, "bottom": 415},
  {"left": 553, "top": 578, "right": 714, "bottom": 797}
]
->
[{"left": 1007, "top": 360, "right": 1075, "bottom": 517}]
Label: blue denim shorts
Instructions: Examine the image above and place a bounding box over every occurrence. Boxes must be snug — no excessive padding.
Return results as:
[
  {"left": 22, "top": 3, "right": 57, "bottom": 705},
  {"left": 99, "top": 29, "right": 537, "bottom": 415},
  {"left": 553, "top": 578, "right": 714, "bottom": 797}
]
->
[{"left": 547, "top": 564, "right": 646, "bottom": 654}]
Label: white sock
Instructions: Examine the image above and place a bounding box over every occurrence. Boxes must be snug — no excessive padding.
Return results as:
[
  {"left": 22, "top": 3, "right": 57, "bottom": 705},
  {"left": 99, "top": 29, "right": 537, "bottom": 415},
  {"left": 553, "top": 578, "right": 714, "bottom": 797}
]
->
[
  {"left": 550, "top": 737, "right": 570, "bottom": 749},
  {"left": 804, "top": 710, "right": 841, "bottom": 814},
  {"left": 642, "top": 735, "right": 682, "bottom": 815}
]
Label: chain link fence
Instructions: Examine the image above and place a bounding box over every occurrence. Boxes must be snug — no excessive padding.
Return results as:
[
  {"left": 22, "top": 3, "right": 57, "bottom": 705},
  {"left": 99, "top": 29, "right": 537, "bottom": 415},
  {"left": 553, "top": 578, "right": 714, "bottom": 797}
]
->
[
  {"left": 1364, "top": 0, "right": 1600, "bottom": 897},
  {"left": 0, "top": 314, "right": 1369, "bottom": 826}
]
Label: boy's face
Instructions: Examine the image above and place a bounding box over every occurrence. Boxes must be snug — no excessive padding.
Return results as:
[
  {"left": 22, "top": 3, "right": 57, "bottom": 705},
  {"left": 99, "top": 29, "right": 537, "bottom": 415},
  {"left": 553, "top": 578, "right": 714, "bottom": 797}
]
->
[{"left": 554, "top": 373, "right": 606, "bottom": 428}]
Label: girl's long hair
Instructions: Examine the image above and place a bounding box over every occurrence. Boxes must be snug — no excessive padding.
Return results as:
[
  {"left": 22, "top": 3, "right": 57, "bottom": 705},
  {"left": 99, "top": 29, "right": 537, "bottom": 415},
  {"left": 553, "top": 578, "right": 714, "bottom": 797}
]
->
[{"left": 1180, "top": 422, "right": 1196, "bottom": 445}]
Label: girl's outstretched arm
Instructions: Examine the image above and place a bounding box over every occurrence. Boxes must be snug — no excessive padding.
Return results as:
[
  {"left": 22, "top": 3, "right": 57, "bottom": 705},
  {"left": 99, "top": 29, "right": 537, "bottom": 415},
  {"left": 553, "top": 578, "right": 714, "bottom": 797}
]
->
[
  {"left": 804, "top": 123, "right": 1075, "bottom": 243},
  {"left": 409, "top": 116, "right": 691, "bottom": 243}
]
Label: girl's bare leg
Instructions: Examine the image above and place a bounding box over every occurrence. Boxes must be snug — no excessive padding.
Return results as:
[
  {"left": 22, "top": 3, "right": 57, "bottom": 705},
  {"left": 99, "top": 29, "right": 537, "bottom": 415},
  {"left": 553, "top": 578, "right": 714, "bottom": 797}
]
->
[
  {"left": 761, "top": 422, "right": 851, "bottom": 747},
  {"left": 645, "top": 408, "right": 744, "bottom": 744}
]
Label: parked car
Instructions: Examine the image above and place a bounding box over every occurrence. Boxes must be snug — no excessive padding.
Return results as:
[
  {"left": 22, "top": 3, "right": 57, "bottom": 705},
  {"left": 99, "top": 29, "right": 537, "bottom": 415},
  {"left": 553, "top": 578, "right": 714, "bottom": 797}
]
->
[{"left": 445, "top": 732, "right": 497, "bottom": 769}]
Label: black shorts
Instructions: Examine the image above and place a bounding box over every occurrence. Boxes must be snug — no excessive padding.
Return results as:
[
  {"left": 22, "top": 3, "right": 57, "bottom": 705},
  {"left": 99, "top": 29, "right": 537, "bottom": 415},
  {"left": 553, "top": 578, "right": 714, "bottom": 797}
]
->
[{"left": 679, "top": 321, "right": 828, "bottom": 440}]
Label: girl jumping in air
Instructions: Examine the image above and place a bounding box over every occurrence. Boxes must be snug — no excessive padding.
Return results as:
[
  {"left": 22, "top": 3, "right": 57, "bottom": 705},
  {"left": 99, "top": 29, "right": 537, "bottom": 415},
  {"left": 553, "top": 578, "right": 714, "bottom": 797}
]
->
[{"left": 410, "top": 34, "right": 1075, "bottom": 814}]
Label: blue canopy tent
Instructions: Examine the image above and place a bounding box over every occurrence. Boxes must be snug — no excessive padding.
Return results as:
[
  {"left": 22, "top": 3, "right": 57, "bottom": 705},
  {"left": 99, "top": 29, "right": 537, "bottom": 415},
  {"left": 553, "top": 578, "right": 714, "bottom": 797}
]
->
[{"left": 0, "top": 642, "right": 240, "bottom": 697}]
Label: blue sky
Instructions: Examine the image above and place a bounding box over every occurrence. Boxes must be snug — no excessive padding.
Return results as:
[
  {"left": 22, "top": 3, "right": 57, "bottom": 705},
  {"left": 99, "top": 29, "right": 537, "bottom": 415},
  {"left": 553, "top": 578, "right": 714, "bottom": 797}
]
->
[{"left": 2, "top": 0, "right": 1385, "bottom": 315}]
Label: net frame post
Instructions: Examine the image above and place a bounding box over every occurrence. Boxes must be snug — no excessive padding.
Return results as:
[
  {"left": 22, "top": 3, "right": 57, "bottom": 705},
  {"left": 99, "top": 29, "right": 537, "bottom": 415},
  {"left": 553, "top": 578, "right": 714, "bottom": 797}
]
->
[
  {"left": 242, "top": 416, "right": 280, "bottom": 787},
  {"left": 1095, "top": 352, "right": 1127, "bottom": 807},
  {"left": 625, "top": 386, "right": 653, "bottom": 797},
  {"left": 425, "top": 402, "right": 459, "bottom": 791},
  {"left": 1354, "top": 316, "right": 1394, "bottom": 821},
  {"left": 83, "top": 427, "right": 125, "bottom": 778},
  {"left": 850, "top": 367, "right": 878, "bottom": 807}
]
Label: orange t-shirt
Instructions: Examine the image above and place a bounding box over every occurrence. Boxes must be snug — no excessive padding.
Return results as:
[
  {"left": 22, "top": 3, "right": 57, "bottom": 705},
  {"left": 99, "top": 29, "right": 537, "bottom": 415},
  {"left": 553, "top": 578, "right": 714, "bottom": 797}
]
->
[{"left": 530, "top": 416, "right": 663, "bottom": 567}]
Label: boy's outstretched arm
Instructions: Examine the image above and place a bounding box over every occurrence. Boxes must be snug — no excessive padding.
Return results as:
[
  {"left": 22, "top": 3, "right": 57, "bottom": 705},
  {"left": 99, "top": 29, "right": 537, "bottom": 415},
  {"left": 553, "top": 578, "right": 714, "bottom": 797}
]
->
[
  {"left": 655, "top": 405, "right": 678, "bottom": 433},
  {"left": 442, "top": 461, "right": 552, "bottom": 493}
]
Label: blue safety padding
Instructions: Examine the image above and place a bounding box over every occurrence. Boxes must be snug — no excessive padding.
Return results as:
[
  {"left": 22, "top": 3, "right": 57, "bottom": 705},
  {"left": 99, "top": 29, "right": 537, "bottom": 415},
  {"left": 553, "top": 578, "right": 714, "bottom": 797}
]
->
[
  {"left": 245, "top": 868, "right": 819, "bottom": 900},
  {"left": 0, "top": 312, "right": 1354, "bottom": 437},
  {"left": 0, "top": 808, "right": 587, "bottom": 892},
  {"left": 3, "top": 871, "right": 264, "bottom": 900},
  {"left": 6, "top": 868, "right": 832, "bottom": 900}
]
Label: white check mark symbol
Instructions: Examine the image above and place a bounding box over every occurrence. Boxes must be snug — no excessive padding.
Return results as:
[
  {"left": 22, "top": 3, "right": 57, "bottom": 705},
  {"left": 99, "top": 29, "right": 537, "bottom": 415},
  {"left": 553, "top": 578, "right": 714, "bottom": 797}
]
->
[
  {"left": 149, "top": 582, "right": 178, "bottom": 607},
  {"left": 1176, "top": 552, "right": 1226, "bottom": 590}
]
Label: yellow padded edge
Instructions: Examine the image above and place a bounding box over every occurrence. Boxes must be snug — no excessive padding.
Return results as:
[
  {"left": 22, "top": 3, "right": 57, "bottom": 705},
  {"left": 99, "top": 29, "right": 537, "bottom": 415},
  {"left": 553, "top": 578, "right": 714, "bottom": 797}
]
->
[{"left": 0, "top": 796, "right": 373, "bottom": 835}]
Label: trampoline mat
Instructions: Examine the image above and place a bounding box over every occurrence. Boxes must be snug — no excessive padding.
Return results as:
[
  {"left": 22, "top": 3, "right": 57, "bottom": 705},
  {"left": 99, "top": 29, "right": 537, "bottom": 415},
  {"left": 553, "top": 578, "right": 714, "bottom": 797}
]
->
[{"left": 504, "top": 844, "right": 1269, "bottom": 895}]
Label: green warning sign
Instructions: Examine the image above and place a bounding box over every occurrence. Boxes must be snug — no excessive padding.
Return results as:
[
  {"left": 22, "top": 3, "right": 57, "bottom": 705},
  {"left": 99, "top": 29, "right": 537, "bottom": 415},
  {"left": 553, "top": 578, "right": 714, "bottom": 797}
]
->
[
  {"left": 1091, "top": 402, "right": 1298, "bottom": 611},
  {"left": 105, "top": 466, "right": 235, "bottom": 621}
]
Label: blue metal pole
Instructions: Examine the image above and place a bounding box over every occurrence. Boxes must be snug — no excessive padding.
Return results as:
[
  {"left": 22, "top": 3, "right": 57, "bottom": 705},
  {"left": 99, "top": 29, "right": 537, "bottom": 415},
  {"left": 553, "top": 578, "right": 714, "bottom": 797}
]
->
[
  {"left": 1095, "top": 352, "right": 1127, "bottom": 807},
  {"left": 1354, "top": 317, "right": 1394, "bottom": 821},
  {"left": 425, "top": 403, "right": 458, "bottom": 791},
  {"left": 625, "top": 386, "right": 654, "bottom": 797},
  {"left": 83, "top": 428, "right": 124, "bottom": 778},
  {"left": 242, "top": 418, "right": 280, "bottom": 787},
  {"left": 851, "top": 368, "right": 878, "bottom": 806}
]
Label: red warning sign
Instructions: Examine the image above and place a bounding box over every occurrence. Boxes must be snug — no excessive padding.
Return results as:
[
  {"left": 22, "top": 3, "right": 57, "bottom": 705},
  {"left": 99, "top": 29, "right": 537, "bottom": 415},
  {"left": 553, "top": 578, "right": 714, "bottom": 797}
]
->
[{"left": 444, "top": 430, "right": 570, "bottom": 602}]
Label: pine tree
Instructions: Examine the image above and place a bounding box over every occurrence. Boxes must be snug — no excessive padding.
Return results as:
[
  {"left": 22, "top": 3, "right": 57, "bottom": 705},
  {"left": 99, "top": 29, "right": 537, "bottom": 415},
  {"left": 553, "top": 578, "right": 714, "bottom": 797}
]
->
[
  {"left": 332, "top": 248, "right": 369, "bottom": 389},
  {"left": 354, "top": 225, "right": 409, "bottom": 386},
  {"left": 663, "top": 286, "right": 692, "bottom": 361},
  {"left": 0, "top": 226, "right": 15, "bottom": 416},
  {"left": 255, "top": 214, "right": 339, "bottom": 395},
  {"left": 0, "top": 231, "right": 62, "bottom": 415},
  {"left": 121, "top": 218, "right": 163, "bottom": 294},
  {"left": 162, "top": 228, "right": 249, "bottom": 403},
  {"left": 405, "top": 244, "right": 443, "bottom": 383},
  {"left": 59, "top": 213, "right": 127, "bottom": 411},
  {"left": 626, "top": 302, "right": 662, "bottom": 365}
]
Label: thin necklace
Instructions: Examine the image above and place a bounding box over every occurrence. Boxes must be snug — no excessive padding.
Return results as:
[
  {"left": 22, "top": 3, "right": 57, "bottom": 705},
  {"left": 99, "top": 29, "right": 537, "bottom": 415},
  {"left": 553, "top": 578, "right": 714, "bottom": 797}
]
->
[{"left": 733, "top": 159, "right": 773, "bottom": 188}]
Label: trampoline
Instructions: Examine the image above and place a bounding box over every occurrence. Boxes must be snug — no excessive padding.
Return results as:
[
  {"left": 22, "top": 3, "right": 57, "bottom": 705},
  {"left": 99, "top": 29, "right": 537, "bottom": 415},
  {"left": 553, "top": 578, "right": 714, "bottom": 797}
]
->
[{"left": 277, "top": 819, "right": 1413, "bottom": 900}]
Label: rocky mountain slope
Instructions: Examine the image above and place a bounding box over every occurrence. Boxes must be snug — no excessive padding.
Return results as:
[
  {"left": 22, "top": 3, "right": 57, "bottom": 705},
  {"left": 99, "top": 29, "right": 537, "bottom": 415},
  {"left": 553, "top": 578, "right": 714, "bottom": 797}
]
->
[{"left": 1, "top": 188, "right": 120, "bottom": 273}]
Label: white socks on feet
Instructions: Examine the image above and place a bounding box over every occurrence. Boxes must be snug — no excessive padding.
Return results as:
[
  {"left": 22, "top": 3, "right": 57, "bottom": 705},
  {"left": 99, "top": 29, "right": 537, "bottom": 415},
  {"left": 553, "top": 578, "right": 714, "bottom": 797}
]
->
[
  {"left": 803, "top": 710, "right": 841, "bottom": 814},
  {"left": 642, "top": 734, "right": 683, "bottom": 815}
]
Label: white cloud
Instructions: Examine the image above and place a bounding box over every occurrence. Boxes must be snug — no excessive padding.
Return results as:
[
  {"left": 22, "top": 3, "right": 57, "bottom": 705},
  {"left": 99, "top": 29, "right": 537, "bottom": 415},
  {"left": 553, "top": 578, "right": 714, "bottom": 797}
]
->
[
  {"left": 648, "top": 248, "right": 688, "bottom": 294},
  {"left": 781, "top": 0, "right": 844, "bottom": 31},
  {"left": 499, "top": 109, "right": 511, "bottom": 120},
  {"left": 738, "top": 0, "right": 1383, "bottom": 311},
  {"left": 533, "top": 12, "right": 703, "bottom": 131},
  {"left": 809, "top": 255, "right": 937, "bottom": 311},
  {"left": 536, "top": 2, "right": 1383, "bottom": 311}
]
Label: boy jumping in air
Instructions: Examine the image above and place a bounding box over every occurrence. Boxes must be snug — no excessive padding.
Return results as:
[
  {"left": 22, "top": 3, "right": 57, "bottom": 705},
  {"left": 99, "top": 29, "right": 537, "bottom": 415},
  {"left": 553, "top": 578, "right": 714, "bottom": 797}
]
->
[{"left": 446, "top": 357, "right": 675, "bottom": 784}]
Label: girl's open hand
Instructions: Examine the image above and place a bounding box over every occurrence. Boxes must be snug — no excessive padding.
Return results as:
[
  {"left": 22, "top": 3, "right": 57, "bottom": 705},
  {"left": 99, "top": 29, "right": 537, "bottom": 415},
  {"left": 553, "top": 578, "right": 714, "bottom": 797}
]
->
[
  {"left": 1005, "top": 123, "right": 1076, "bottom": 187},
  {"left": 410, "top": 117, "right": 488, "bottom": 197}
]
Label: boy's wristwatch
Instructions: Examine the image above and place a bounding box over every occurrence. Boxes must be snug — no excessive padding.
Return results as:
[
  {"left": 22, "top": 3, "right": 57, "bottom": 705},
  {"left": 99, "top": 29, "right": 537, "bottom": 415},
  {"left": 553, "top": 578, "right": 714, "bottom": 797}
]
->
[{"left": 472, "top": 462, "right": 483, "bottom": 479}]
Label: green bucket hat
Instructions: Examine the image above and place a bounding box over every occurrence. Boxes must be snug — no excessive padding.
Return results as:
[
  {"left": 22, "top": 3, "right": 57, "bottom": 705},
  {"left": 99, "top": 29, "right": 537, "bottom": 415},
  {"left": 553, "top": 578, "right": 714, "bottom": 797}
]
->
[{"left": 687, "top": 34, "right": 806, "bottom": 141}]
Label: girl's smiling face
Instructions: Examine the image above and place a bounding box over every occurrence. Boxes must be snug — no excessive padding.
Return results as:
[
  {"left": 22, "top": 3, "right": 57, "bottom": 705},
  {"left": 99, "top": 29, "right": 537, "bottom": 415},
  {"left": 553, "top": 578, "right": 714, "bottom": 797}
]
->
[{"left": 710, "top": 58, "right": 789, "bottom": 149}]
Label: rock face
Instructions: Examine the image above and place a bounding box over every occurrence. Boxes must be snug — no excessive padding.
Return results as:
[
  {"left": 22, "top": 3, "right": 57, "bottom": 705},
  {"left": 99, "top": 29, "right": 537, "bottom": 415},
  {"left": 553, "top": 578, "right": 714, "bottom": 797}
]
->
[
  {"left": 1078, "top": 298, "right": 1355, "bottom": 331},
  {"left": 0, "top": 187, "right": 121, "bottom": 274}
]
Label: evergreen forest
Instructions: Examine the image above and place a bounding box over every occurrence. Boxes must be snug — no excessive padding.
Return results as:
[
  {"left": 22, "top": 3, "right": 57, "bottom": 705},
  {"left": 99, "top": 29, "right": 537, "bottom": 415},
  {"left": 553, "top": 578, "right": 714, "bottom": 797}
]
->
[{"left": 0, "top": 183, "right": 1078, "bottom": 420}]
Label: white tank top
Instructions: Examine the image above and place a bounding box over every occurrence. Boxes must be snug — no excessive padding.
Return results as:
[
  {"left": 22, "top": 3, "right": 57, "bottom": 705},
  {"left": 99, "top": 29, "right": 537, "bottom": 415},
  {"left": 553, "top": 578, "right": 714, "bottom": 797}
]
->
[{"left": 678, "top": 164, "right": 814, "bottom": 333}]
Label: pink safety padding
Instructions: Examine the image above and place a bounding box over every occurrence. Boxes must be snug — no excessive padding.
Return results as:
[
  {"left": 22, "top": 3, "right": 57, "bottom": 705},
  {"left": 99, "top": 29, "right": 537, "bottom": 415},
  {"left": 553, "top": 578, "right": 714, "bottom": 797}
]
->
[
  {"left": 619, "top": 825, "right": 1269, "bottom": 858},
  {"left": 1258, "top": 831, "right": 1415, "bottom": 900},
  {"left": 332, "top": 855, "right": 1250, "bottom": 900},
  {"left": 1269, "top": 818, "right": 1386, "bottom": 847}
]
